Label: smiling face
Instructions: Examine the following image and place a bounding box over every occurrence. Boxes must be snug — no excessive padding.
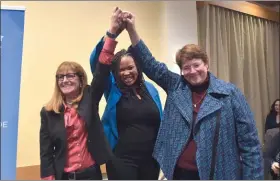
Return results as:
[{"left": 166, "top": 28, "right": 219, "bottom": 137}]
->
[
  {"left": 119, "top": 55, "right": 139, "bottom": 86},
  {"left": 176, "top": 44, "right": 209, "bottom": 86},
  {"left": 56, "top": 70, "right": 81, "bottom": 98},
  {"left": 181, "top": 58, "right": 209, "bottom": 86}
]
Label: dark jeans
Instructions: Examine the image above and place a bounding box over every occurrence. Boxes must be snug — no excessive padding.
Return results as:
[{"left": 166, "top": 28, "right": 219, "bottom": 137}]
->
[
  {"left": 106, "top": 157, "right": 160, "bottom": 180},
  {"left": 173, "top": 166, "right": 200, "bottom": 180},
  {"left": 61, "top": 164, "right": 102, "bottom": 180}
]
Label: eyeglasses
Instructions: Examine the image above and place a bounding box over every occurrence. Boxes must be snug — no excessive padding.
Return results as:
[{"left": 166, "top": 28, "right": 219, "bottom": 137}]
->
[
  {"left": 56, "top": 73, "right": 80, "bottom": 82},
  {"left": 182, "top": 62, "right": 203, "bottom": 72}
]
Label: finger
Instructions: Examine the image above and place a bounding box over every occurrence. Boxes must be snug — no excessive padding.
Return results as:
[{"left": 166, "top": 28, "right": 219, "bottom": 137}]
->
[
  {"left": 120, "top": 12, "right": 127, "bottom": 19},
  {"left": 126, "top": 12, "right": 133, "bottom": 18},
  {"left": 117, "top": 13, "right": 123, "bottom": 19},
  {"left": 112, "top": 8, "right": 121, "bottom": 19},
  {"left": 113, "top": 7, "right": 118, "bottom": 13},
  {"left": 121, "top": 15, "right": 127, "bottom": 22},
  {"left": 115, "top": 8, "right": 122, "bottom": 16},
  {"left": 124, "top": 13, "right": 132, "bottom": 19},
  {"left": 117, "top": 15, "right": 123, "bottom": 23},
  {"left": 125, "top": 13, "right": 131, "bottom": 19},
  {"left": 122, "top": 11, "right": 131, "bottom": 16},
  {"left": 122, "top": 13, "right": 132, "bottom": 21},
  {"left": 124, "top": 18, "right": 133, "bottom": 24},
  {"left": 120, "top": 11, "right": 131, "bottom": 19},
  {"left": 122, "top": 18, "right": 129, "bottom": 22},
  {"left": 112, "top": 7, "right": 119, "bottom": 19}
]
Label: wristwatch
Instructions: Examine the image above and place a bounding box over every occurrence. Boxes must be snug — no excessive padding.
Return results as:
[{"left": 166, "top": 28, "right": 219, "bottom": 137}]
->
[{"left": 106, "top": 31, "right": 117, "bottom": 39}]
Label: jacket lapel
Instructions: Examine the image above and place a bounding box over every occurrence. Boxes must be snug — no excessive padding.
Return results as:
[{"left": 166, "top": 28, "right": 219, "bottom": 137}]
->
[
  {"left": 195, "top": 73, "right": 230, "bottom": 126},
  {"left": 172, "top": 84, "right": 193, "bottom": 126},
  {"left": 77, "top": 93, "right": 90, "bottom": 126},
  {"left": 195, "top": 94, "right": 222, "bottom": 124},
  {"left": 57, "top": 106, "right": 67, "bottom": 141},
  {"left": 60, "top": 113, "right": 67, "bottom": 141},
  {"left": 77, "top": 86, "right": 97, "bottom": 126}
]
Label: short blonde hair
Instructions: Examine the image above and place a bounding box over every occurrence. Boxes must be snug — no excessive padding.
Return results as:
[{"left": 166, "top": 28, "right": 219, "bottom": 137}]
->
[{"left": 45, "top": 61, "right": 88, "bottom": 113}]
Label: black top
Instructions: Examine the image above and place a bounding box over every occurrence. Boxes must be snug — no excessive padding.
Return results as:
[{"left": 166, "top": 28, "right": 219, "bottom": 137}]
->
[
  {"left": 265, "top": 114, "right": 280, "bottom": 133},
  {"left": 114, "top": 86, "right": 161, "bottom": 161}
]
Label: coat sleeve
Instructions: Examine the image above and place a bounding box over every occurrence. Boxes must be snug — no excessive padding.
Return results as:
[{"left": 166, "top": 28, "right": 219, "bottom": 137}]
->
[
  {"left": 129, "top": 40, "right": 180, "bottom": 92},
  {"left": 231, "top": 86, "right": 264, "bottom": 179},
  {"left": 40, "top": 108, "right": 55, "bottom": 178},
  {"left": 90, "top": 61, "right": 111, "bottom": 107},
  {"left": 87, "top": 61, "right": 114, "bottom": 163},
  {"left": 89, "top": 36, "right": 113, "bottom": 100}
]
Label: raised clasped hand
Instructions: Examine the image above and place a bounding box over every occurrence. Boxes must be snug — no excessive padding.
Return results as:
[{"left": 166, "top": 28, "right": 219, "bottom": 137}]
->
[{"left": 109, "top": 7, "right": 136, "bottom": 36}]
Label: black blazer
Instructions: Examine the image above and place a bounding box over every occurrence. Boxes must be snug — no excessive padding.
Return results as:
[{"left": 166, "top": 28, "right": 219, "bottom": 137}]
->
[
  {"left": 40, "top": 62, "right": 113, "bottom": 179},
  {"left": 265, "top": 114, "right": 280, "bottom": 133}
]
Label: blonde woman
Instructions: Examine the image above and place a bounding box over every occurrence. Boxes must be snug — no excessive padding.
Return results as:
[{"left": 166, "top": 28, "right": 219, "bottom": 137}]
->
[{"left": 40, "top": 61, "right": 113, "bottom": 180}]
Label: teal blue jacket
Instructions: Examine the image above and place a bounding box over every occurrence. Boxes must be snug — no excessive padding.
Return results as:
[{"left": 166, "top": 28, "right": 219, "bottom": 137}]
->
[{"left": 89, "top": 37, "right": 163, "bottom": 149}]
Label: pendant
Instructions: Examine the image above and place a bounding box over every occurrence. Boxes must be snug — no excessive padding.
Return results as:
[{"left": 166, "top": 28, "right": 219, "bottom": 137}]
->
[{"left": 194, "top": 104, "right": 196, "bottom": 108}]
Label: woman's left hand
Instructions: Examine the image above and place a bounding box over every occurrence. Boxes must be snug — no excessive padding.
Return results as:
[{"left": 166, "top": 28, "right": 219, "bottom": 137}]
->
[{"left": 271, "top": 162, "right": 280, "bottom": 175}]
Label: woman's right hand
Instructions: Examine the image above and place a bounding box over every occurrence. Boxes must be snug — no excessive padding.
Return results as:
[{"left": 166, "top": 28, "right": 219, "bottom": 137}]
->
[
  {"left": 271, "top": 161, "right": 280, "bottom": 175},
  {"left": 109, "top": 7, "right": 124, "bottom": 36}
]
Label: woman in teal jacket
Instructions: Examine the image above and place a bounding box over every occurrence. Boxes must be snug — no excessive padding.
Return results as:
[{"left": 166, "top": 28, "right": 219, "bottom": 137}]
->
[
  {"left": 88, "top": 8, "right": 163, "bottom": 180},
  {"left": 89, "top": 37, "right": 163, "bottom": 180},
  {"left": 90, "top": 36, "right": 163, "bottom": 145}
]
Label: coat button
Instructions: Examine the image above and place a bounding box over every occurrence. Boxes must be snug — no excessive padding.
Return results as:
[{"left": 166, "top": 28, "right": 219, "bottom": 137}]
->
[{"left": 88, "top": 139, "right": 91, "bottom": 142}]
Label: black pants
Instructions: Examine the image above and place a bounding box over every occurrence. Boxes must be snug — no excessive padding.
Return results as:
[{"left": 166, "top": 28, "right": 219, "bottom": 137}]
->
[
  {"left": 61, "top": 164, "right": 102, "bottom": 180},
  {"left": 173, "top": 166, "right": 200, "bottom": 180},
  {"left": 106, "top": 156, "right": 160, "bottom": 180},
  {"left": 271, "top": 170, "right": 279, "bottom": 180}
]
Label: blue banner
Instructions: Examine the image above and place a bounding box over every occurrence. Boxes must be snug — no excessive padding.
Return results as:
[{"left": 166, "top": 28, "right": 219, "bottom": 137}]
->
[{"left": 1, "top": 7, "right": 25, "bottom": 180}]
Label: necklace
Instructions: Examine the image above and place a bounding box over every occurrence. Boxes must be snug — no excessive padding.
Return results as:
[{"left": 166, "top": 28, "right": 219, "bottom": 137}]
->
[
  {"left": 193, "top": 92, "right": 207, "bottom": 108},
  {"left": 65, "top": 101, "right": 73, "bottom": 105}
]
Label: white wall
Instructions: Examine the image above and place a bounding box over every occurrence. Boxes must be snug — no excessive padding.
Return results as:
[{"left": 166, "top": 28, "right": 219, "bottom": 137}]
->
[
  {"left": 1, "top": 1, "right": 199, "bottom": 167},
  {"left": 2, "top": 1, "right": 165, "bottom": 167},
  {"left": 138, "top": 1, "right": 199, "bottom": 109},
  {"left": 163, "top": 1, "right": 198, "bottom": 74}
]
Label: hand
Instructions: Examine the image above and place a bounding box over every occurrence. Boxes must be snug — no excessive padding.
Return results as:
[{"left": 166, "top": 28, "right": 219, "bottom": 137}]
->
[
  {"left": 122, "top": 11, "right": 136, "bottom": 34},
  {"left": 120, "top": 11, "right": 139, "bottom": 46},
  {"left": 109, "top": 7, "right": 124, "bottom": 36},
  {"left": 115, "top": 17, "right": 126, "bottom": 37},
  {"left": 271, "top": 162, "right": 280, "bottom": 175}
]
